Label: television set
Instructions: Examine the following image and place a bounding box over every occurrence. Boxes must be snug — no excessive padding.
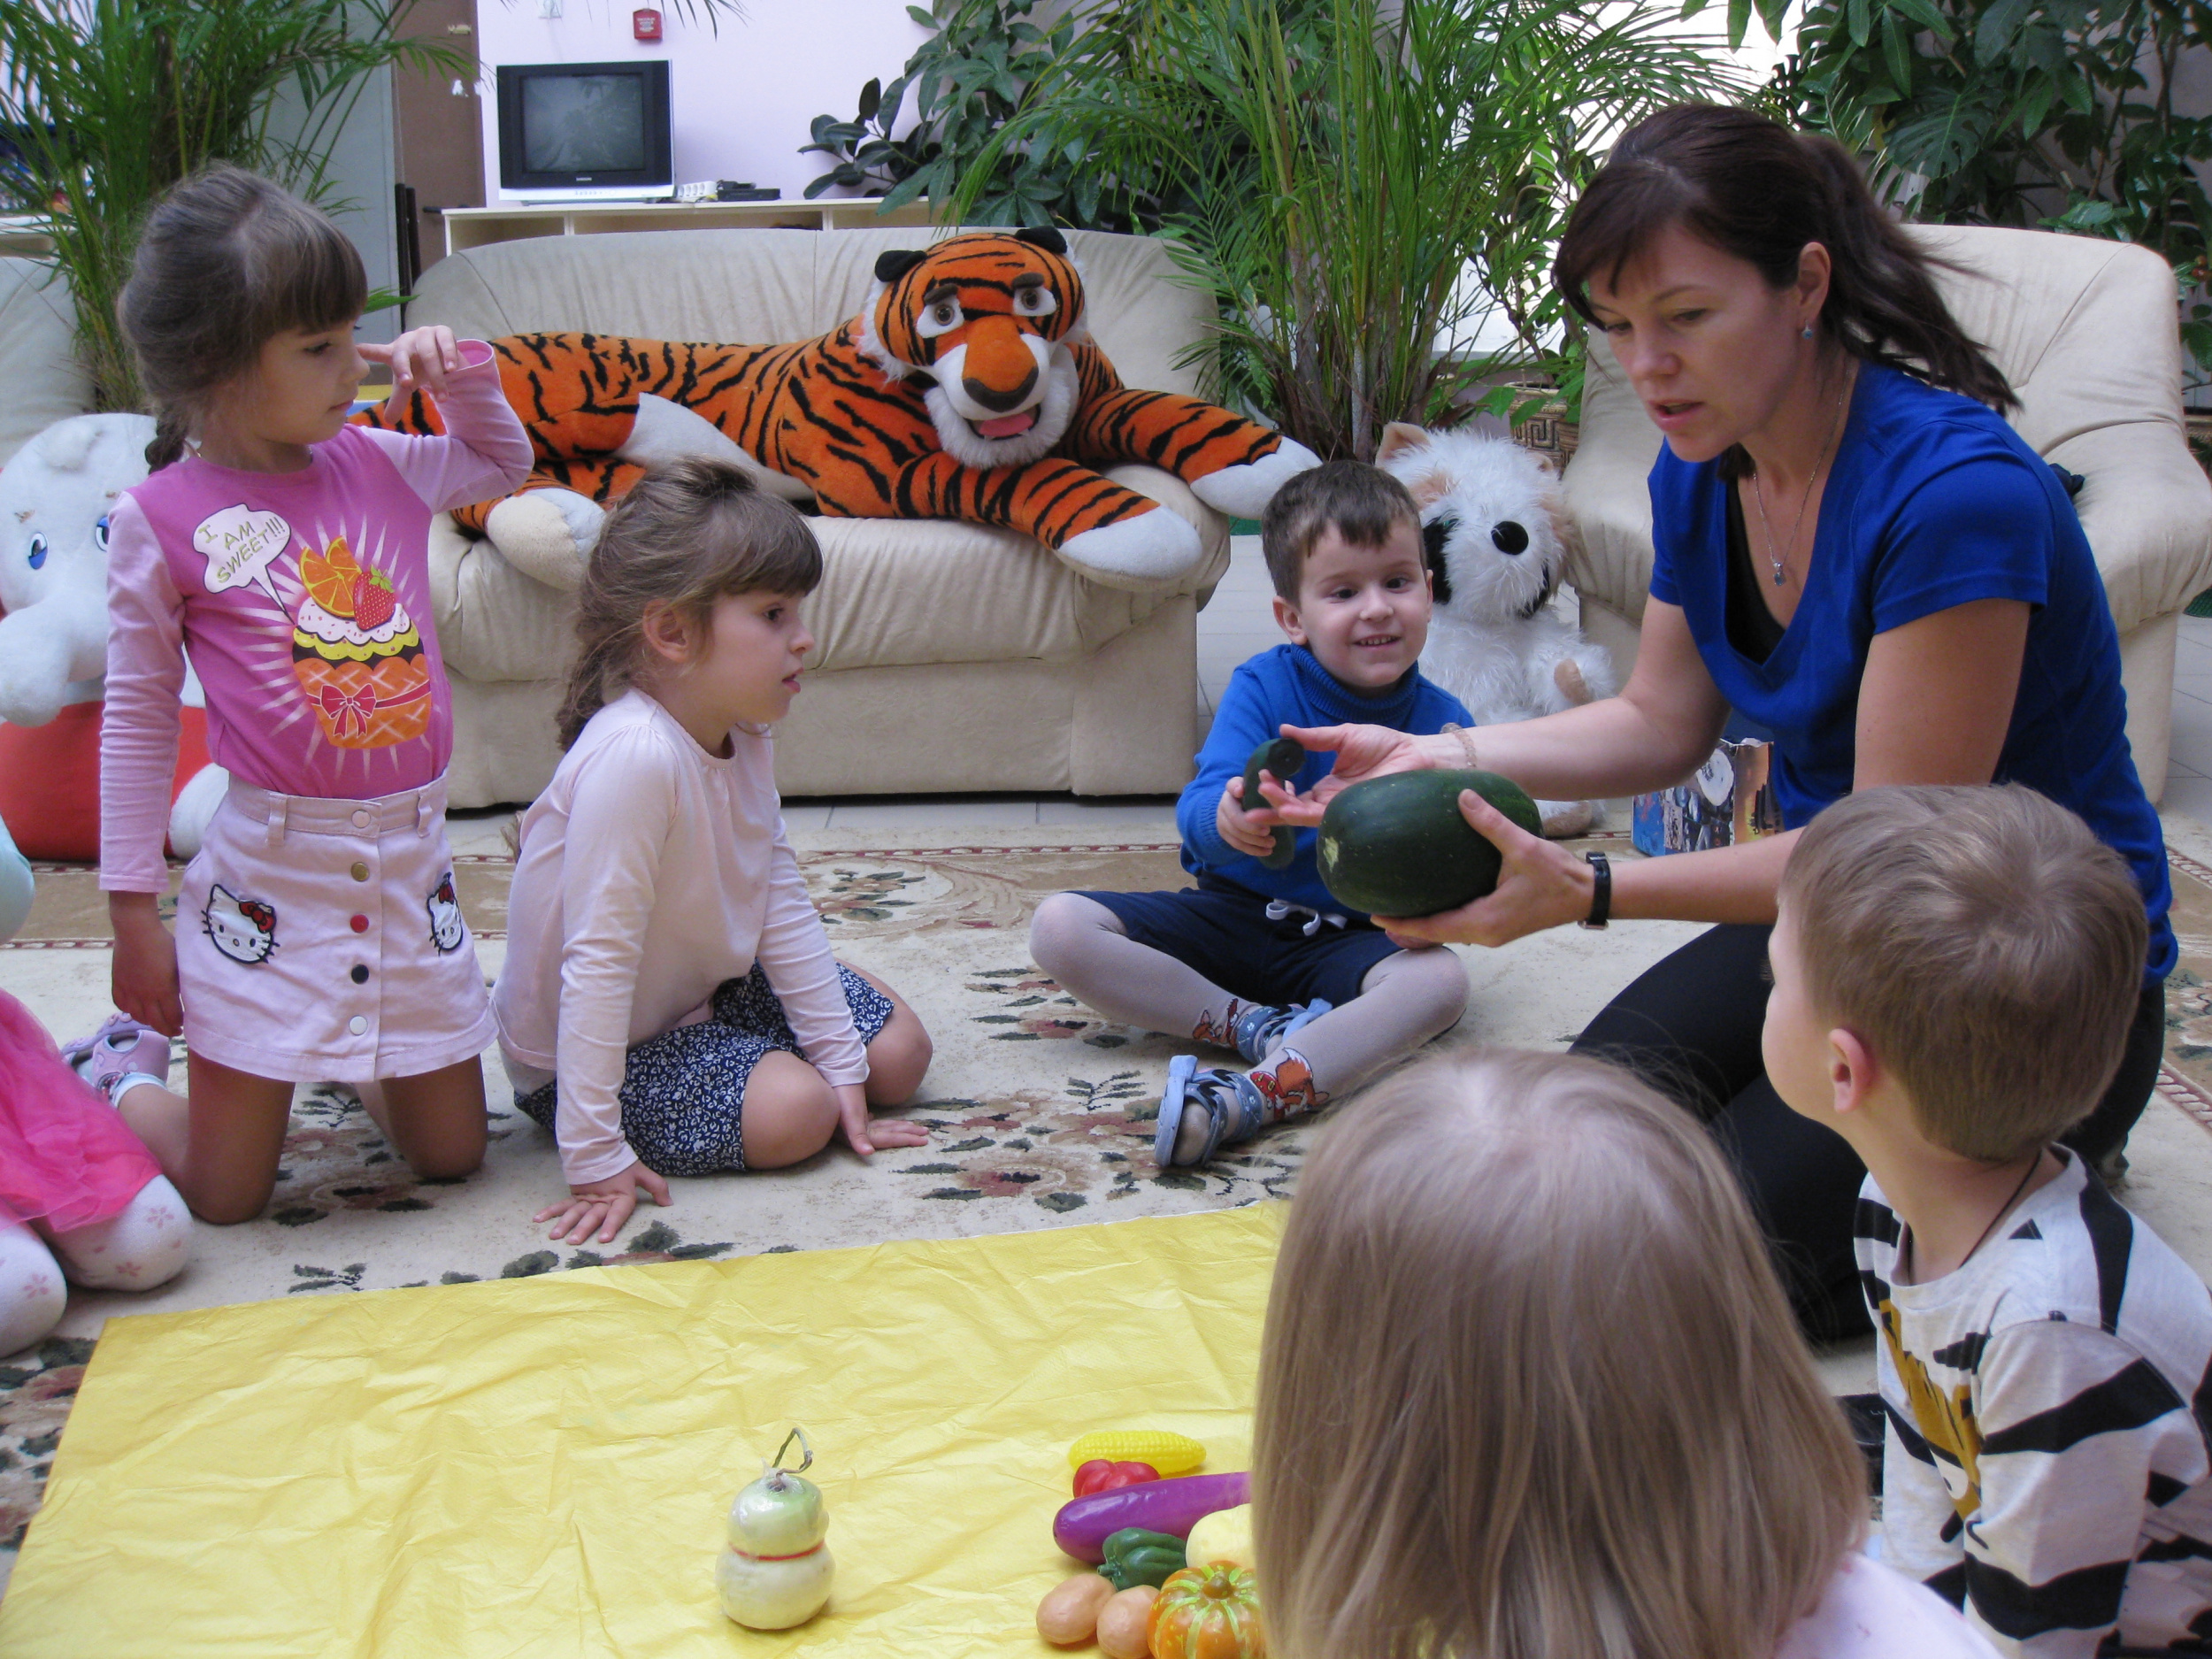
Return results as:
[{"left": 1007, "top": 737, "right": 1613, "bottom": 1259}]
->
[{"left": 495, "top": 60, "right": 672, "bottom": 203}]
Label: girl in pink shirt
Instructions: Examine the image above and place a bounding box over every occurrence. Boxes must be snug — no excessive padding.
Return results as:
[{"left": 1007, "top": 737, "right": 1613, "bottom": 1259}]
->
[
  {"left": 494, "top": 460, "right": 933, "bottom": 1245},
  {"left": 96, "top": 167, "right": 534, "bottom": 1224}
]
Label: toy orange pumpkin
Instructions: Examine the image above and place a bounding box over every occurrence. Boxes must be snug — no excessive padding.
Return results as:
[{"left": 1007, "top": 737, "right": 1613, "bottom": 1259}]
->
[{"left": 1147, "top": 1563, "right": 1264, "bottom": 1659}]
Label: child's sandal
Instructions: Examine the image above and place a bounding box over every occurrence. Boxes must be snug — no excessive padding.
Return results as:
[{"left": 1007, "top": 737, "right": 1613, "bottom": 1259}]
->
[
  {"left": 1231, "top": 998, "right": 1332, "bottom": 1065},
  {"left": 1154, "top": 1056, "right": 1267, "bottom": 1169},
  {"left": 61, "top": 1013, "right": 172, "bottom": 1102}
]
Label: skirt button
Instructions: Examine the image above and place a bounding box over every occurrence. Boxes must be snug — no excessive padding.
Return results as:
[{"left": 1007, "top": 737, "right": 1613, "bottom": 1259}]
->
[
  {"left": 347, "top": 1015, "right": 368, "bottom": 1036},
  {"left": 350, "top": 809, "right": 372, "bottom": 829},
  {"left": 349, "top": 861, "right": 370, "bottom": 882},
  {"left": 350, "top": 964, "right": 370, "bottom": 984},
  {"left": 349, "top": 914, "right": 369, "bottom": 933}
]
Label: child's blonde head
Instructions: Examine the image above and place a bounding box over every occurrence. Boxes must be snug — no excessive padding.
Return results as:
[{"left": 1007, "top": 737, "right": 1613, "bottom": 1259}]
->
[
  {"left": 1778, "top": 784, "right": 2147, "bottom": 1163},
  {"left": 557, "top": 458, "right": 822, "bottom": 749},
  {"left": 1254, "top": 1048, "right": 1865, "bottom": 1659},
  {"left": 118, "top": 165, "right": 367, "bottom": 472}
]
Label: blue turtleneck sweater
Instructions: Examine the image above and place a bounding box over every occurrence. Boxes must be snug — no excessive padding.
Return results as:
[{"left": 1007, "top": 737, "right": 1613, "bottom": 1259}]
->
[{"left": 1178, "top": 642, "right": 1472, "bottom": 916}]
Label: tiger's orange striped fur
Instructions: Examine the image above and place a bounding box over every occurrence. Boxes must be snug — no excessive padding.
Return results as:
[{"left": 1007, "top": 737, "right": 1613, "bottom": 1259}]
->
[{"left": 357, "top": 230, "right": 1299, "bottom": 554}]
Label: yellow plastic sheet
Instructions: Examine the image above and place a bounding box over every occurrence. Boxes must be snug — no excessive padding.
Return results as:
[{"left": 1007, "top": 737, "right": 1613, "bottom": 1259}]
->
[{"left": 0, "top": 1205, "right": 1284, "bottom": 1657}]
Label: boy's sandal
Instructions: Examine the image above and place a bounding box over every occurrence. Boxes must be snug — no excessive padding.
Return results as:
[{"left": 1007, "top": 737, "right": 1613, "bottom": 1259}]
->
[
  {"left": 1155, "top": 1056, "right": 1267, "bottom": 1169},
  {"left": 1232, "top": 997, "right": 1333, "bottom": 1066}
]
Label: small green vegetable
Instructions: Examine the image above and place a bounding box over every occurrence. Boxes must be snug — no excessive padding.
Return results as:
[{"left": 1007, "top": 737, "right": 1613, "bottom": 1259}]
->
[
  {"left": 1240, "top": 736, "right": 1306, "bottom": 869},
  {"left": 1097, "top": 1526, "right": 1188, "bottom": 1591}
]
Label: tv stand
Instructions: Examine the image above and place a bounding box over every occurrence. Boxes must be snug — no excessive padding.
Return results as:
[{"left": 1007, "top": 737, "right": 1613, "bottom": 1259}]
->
[{"left": 438, "top": 196, "right": 934, "bottom": 257}]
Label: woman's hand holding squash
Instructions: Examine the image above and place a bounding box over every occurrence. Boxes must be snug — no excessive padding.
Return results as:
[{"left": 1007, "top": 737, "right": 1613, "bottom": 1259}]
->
[{"left": 1374, "top": 789, "right": 1594, "bottom": 949}]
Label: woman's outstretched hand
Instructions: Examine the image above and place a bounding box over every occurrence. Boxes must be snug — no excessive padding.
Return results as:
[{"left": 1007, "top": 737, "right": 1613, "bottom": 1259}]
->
[
  {"left": 1373, "top": 788, "right": 1595, "bottom": 949},
  {"left": 1260, "top": 723, "right": 1439, "bottom": 826}
]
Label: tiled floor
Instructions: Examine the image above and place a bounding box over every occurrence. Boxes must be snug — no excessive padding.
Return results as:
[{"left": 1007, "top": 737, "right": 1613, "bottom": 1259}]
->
[{"left": 2164, "top": 614, "right": 2212, "bottom": 822}]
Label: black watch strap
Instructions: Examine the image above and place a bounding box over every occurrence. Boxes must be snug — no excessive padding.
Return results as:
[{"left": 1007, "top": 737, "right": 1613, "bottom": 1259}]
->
[{"left": 1580, "top": 850, "right": 1611, "bottom": 930}]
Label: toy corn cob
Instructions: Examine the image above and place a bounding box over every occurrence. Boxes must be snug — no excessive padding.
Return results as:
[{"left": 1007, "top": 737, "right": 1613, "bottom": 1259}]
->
[{"left": 1066, "top": 1431, "right": 1206, "bottom": 1475}]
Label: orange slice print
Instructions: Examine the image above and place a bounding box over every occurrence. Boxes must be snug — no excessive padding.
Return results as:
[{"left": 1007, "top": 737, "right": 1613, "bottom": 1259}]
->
[{"left": 297, "top": 537, "right": 361, "bottom": 618}]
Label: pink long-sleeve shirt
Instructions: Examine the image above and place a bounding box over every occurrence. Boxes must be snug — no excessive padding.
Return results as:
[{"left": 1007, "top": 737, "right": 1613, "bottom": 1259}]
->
[
  {"left": 100, "top": 342, "right": 533, "bottom": 892},
  {"left": 491, "top": 690, "right": 870, "bottom": 1184}
]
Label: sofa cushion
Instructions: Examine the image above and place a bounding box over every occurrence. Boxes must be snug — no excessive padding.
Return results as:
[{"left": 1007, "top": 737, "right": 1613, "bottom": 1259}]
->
[
  {"left": 432, "top": 465, "right": 1228, "bottom": 684},
  {"left": 0, "top": 259, "right": 94, "bottom": 466}
]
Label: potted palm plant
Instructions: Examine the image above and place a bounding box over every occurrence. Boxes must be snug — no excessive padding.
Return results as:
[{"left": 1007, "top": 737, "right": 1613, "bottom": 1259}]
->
[{"left": 945, "top": 0, "right": 1740, "bottom": 460}]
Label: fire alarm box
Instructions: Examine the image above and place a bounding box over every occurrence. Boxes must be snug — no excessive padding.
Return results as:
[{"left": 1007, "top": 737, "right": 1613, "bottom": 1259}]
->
[{"left": 632, "top": 8, "right": 662, "bottom": 40}]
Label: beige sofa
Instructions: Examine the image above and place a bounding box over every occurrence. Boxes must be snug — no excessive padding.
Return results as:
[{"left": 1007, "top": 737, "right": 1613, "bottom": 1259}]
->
[
  {"left": 401, "top": 227, "right": 1228, "bottom": 806},
  {"left": 1562, "top": 224, "right": 2212, "bottom": 801}
]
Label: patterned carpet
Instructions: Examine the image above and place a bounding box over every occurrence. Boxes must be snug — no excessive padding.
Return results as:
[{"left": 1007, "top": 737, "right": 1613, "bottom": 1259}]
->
[{"left": 4, "top": 823, "right": 2212, "bottom": 1573}]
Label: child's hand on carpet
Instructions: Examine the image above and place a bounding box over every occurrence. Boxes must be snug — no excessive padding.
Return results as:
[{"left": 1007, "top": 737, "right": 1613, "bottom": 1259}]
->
[
  {"left": 536, "top": 1158, "right": 671, "bottom": 1244},
  {"left": 837, "top": 1084, "right": 929, "bottom": 1156}
]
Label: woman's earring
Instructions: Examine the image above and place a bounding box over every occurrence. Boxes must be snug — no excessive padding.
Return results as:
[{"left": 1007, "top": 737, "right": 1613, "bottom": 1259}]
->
[{"left": 1801, "top": 326, "right": 1816, "bottom": 340}]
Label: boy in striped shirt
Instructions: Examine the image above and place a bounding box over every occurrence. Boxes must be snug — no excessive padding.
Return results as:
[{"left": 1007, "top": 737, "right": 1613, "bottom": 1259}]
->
[{"left": 1763, "top": 784, "right": 2212, "bottom": 1658}]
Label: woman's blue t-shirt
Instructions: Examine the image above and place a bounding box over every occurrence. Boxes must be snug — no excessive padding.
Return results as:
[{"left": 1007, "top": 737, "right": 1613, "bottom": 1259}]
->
[{"left": 1648, "top": 363, "right": 2175, "bottom": 981}]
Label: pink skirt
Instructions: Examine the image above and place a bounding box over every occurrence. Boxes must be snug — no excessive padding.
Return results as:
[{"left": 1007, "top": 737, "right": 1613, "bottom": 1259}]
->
[
  {"left": 177, "top": 775, "right": 494, "bottom": 1081},
  {"left": 0, "top": 992, "right": 162, "bottom": 1233}
]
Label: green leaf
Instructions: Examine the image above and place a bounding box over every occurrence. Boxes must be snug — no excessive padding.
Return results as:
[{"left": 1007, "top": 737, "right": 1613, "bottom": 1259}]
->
[
  {"left": 857, "top": 76, "right": 882, "bottom": 123},
  {"left": 1846, "top": 0, "right": 1872, "bottom": 46}
]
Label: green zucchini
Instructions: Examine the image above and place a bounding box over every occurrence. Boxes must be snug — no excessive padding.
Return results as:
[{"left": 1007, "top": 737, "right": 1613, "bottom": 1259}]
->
[
  {"left": 1316, "top": 769, "right": 1543, "bottom": 916},
  {"left": 1240, "top": 736, "right": 1307, "bottom": 869}
]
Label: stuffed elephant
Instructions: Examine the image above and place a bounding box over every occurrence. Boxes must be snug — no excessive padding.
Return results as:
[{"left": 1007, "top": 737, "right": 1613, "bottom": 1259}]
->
[
  {"left": 0, "top": 413, "right": 226, "bottom": 858},
  {"left": 0, "top": 413, "right": 155, "bottom": 727}
]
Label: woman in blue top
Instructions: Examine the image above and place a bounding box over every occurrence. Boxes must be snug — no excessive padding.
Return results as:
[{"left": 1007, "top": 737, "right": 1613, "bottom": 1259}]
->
[{"left": 1270, "top": 104, "right": 2173, "bottom": 1340}]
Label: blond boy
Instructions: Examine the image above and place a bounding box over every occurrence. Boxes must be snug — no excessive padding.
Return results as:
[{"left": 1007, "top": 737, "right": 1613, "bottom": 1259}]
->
[{"left": 1764, "top": 784, "right": 2212, "bottom": 1658}]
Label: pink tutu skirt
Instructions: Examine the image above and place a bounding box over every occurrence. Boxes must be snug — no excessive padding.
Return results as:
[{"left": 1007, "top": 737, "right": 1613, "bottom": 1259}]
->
[{"left": 0, "top": 991, "right": 162, "bottom": 1233}]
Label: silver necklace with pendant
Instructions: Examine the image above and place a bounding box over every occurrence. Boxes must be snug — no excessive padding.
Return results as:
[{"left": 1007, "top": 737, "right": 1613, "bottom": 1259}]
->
[{"left": 1751, "top": 365, "right": 1853, "bottom": 588}]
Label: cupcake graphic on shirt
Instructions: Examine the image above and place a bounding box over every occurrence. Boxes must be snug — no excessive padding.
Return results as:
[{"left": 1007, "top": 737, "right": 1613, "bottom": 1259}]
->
[{"left": 289, "top": 537, "right": 432, "bottom": 749}]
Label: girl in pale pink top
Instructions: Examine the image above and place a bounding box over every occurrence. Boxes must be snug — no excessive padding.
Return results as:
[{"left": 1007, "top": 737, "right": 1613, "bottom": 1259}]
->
[
  {"left": 1256, "top": 1048, "right": 2000, "bottom": 1659},
  {"left": 96, "top": 167, "right": 533, "bottom": 1224},
  {"left": 494, "top": 460, "right": 932, "bottom": 1245}
]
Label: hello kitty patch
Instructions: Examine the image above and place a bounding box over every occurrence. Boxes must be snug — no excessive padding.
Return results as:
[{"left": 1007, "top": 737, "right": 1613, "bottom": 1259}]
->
[
  {"left": 204, "top": 883, "right": 279, "bottom": 965},
  {"left": 426, "top": 870, "right": 465, "bottom": 954}
]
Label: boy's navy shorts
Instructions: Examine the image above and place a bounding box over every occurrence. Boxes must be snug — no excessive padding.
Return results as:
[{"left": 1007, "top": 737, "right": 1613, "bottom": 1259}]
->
[{"left": 1078, "top": 876, "right": 1403, "bottom": 1009}]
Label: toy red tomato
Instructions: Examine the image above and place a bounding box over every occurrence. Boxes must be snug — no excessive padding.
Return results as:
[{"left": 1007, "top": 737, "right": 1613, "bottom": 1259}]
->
[{"left": 1072, "top": 1459, "right": 1161, "bottom": 1496}]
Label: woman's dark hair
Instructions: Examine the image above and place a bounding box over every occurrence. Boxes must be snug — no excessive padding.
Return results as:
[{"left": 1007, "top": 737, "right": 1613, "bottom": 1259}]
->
[
  {"left": 1554, "top": 104, "right": 2016, "bottom": 413},
  {"left": 557, "top": 458, "right": 826, "bottom": 749},
  {"left": 119, "top": 165, "right": 370, "bottom": 471}
]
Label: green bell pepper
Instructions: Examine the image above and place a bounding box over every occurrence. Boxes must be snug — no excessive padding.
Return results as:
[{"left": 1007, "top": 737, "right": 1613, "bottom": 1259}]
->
[{"left": 1096, "top": 1526, "right": 1187, "bottom": 1591}]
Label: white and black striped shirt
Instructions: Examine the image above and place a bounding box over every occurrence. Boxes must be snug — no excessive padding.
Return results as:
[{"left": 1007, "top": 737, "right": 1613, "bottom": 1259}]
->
[{"left": 1857, "top": 1151, "right": 2212, "bottom": 1657}]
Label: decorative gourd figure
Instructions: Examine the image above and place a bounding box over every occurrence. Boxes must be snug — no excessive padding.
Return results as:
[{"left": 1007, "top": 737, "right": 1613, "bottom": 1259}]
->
[{"left": 717, "top": 1427, "right": 834, "bottom": 1630}]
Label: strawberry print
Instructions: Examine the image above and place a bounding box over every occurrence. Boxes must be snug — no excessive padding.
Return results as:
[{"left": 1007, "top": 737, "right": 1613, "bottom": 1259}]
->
[{"left": 352, "top": 570, "right": 396, "bottom": 630}]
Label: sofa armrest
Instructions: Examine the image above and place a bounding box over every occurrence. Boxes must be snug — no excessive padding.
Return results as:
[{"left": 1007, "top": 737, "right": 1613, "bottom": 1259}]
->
[{"left": 2049, "top": 422, "right": 2212, "bottom": 635}]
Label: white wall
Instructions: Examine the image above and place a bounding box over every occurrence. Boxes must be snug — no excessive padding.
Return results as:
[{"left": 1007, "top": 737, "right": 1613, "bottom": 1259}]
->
[{"left": 472, "top": 0, "right": 930, "bottom": 198}]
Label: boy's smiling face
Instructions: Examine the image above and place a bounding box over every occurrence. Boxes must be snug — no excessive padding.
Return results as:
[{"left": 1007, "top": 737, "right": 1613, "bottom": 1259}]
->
[{"left": 1273, "top": 519, "right": 1432, "bottom": 692}]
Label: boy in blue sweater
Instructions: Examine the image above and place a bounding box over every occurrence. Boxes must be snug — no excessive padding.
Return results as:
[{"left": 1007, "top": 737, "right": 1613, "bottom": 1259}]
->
[{"left": 1029, "top": 462, "right": 1473, "bottom": 1167}]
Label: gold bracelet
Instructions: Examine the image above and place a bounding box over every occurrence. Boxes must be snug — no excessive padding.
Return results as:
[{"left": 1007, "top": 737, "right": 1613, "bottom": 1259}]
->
[{"left": 1441, "top": 722, "right": 1480, "bottom": 770}]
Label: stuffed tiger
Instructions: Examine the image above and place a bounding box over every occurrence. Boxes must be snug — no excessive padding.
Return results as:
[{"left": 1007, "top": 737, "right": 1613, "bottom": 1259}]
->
[{"left": 359, "top": 228, "right": 1317, "bottom": 588}]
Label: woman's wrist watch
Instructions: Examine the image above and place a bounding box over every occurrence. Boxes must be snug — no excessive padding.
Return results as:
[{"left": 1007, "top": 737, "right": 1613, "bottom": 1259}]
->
[{"left": 1580, "top": 851, "right": 1610, "bottom": 930}]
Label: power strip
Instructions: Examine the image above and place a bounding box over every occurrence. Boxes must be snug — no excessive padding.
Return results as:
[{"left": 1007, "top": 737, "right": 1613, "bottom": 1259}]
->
[{"left": 675, "top": 180, "right": 717, "bottom": 203}]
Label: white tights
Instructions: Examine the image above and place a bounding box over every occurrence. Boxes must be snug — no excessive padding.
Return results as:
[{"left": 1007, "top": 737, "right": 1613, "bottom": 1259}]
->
[{"left": 0, "top": 1177, "right": 192, "bottom": 1356}]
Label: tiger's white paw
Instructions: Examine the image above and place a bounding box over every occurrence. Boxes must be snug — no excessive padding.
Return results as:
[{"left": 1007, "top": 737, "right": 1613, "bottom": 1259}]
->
[
  {"left": 620, "top": 395, "right": 815, "bottom": 503},
  {"left": 486, "top": 489, "right": 604, "bottom": 592},
  {"left": 1189, "top": 437, "right": 1322, "bottom": 518},
  {"left": 1056, "top": 504, "right": 1206, "bottom": 589}
]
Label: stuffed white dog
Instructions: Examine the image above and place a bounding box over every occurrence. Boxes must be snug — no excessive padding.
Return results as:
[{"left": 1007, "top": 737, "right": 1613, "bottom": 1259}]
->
[
  {"left": 0, "top": 413, "right": 224, "bottom": 856},
  {"left": 1376, "top": 422, "right": 1614, "bottom": 837}
]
